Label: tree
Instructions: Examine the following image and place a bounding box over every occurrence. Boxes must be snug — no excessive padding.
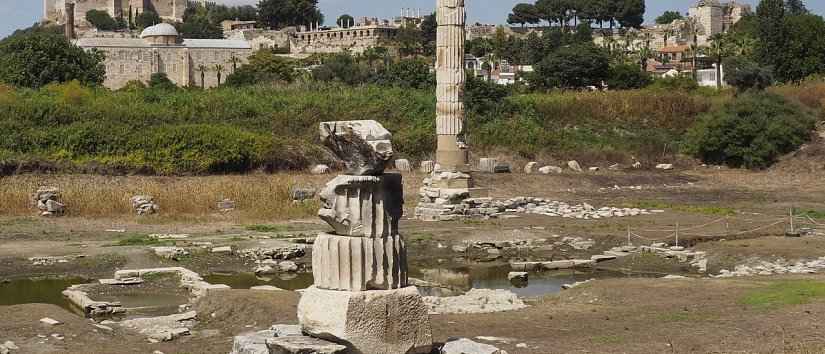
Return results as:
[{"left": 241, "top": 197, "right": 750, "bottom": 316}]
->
[
  {"left": 215, "top": 64, "right": 225, "bottom": 85},
  {"left": 420, "top": 13, "right": 437, "bottom": 56},
  {"left": 684, "top": 93, "right": 816, "bottom": 169},
  {"left": 529, "top": 43, "right": 610, "bottom": 90},
  {"left": 723, "top": 56, "right": 773, "bottom": 92},
  {"left": 134, "top": 10, "right": 162, "bottom": 29},
  {"left": 396, "top": 27, "right": 424, "bottom": 57},
  {"left": 148, "top": 73, "right": 176, "bottom": 89},
  {"left": 655, "top": 11, "right": 683, "bottom": 25},
  {"left": 508, "top": 3, "right": 542, "bottom": 27},
  {"left": 606, "top": 63, "right": 651, "bottom": 89},
  {"left": 337, "top": 14, "right": 354, "bottom": 28},
  {"left": 775, "top": 14, "right": 825, "bottom": 82},
  {"left": 258, "top": 0, "right": 323, "bottom": 29},
  {"left": 705, "top": 34, "right": 733, "bottom": 89},
  {"left": 0, "top": 31, "right": 104, "bottom": 88},
  {"left": 374, "top": 58, "right": 434, "bottom": 89},
  {"left": 86, "top": 9, "right": 122, "bottom": 31},
  {"left": 617, "top": 0, "right": 645, "bottom": 29},
  {"left": 755, "top": 0, "right": 787, "bottom": 73},
  {"left": 785, "top": 0, "right": 809, "bottom": 16},
  {"left": 197, "top": 64, "right": 207, "bottom": 89},
  {"left": 225, "top": 50, "right": 296, "bottom": 86},
  {"left": 177, "top": 17, "right": 223, "bottom": 39}
]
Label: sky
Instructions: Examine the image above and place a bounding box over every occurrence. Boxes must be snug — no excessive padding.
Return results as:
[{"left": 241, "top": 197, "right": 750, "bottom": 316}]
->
[{"left": 2, "top": 0, "right": 824, "bottom": 39}]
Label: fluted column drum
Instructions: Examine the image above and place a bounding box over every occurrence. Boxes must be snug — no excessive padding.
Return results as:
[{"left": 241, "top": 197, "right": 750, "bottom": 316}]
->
[{"left": 312, "top": 232, "right": 408, "bottom": 291}]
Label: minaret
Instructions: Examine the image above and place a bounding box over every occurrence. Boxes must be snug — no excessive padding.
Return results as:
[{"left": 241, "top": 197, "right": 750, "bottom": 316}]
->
[{"left": 434, "top": 0, "right": 468, "bottom": 172}]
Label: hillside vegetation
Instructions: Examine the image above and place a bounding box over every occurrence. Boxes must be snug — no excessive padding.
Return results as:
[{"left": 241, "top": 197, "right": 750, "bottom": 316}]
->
[{"left": 0, "top": 80, "right": 821, "bottom": 175}]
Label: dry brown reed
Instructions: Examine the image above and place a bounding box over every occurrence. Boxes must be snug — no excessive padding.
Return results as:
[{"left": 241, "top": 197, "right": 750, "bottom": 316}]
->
[
  {"left": 0, "top": 172, "right": 428, "bottom": 222},
  {"left": 0, "top": 174, "right": 332, "bottom": 221}
]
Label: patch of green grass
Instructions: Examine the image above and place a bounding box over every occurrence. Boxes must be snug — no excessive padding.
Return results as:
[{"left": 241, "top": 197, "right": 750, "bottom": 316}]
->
[
  {"left": 740, "top": 280, "right": 825, "bottom": 310},
  {"left": 592, "top": 335, "right": 625, "bottom": 344},
  {"left": 795, "top": 209, "right": 825, "bottom": 220},
  {"left": 245, "top": 224, "right": 291, "bottom": 233},
  {"left": 106, "top": 234, "right": 172, "bottom": 247},
  {"left": 624, "top": 201, "right": 736, "bottom": 216}
]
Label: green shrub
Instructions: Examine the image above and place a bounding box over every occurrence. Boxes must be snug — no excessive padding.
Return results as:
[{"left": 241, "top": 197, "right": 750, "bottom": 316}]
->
[
  {"left": 683, "top": 92, "right": 816, "bottom": 168},
  {"left": 724, "top": 56, "right": 774, "bottom": 92},
  {"left": 649, "top": 76, "right": 699, "bottom": 91},
  {"left": 606, "top": 63, "right": 652, "bottom": 90},
  {"left": 86, "top": 9, "right": 122, "bottom": 31}
]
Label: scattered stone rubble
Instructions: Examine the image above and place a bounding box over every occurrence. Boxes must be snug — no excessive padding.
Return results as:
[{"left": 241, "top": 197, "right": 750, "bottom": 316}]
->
[
  {"left": 423, "top": 289, "right": 527, "bottom": 315},
  {"left": 111, "top": 267, "right": 230, "bottom": 298},
  {"left": 714, "top": 257, "right": 825, "bottom": 278},
  {"left": 418, "top": 194, "right": 660, "bottom": 221},
  {"left": 34, "top": 187, "right": 65, "bottom": 217},
  {"left": 28, "top": 255, "right": 86, "bottom": 266},
  {"left": 0, "top": 341, "right": 18, "bottom": 354},
  {"left": 119, "top": 311, "right": 196, "bottom": 342},
  {"left": 130, "top": 195, "right": 159, "bottom": 215},
  {"left": 151, "top": 246, "right": 190, "bottom": 260},
  {"left": 239, "top": 246, "right": 307, "bottom": 274}
]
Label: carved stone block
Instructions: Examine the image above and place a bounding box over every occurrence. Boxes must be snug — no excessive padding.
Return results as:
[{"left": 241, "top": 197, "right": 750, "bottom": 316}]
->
[
  {"left": 320, "top": 120, "right": 393, "bottom": 176},
  {"left": 312, "top": 232, "right": 408, "bottom": 291},
  {"left": 318, "top": 174, "right": 403, "bottom": 238}
]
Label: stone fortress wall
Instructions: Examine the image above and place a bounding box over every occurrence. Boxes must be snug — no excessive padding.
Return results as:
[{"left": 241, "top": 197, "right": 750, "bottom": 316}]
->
[
  {"left": 289, "top": 25, "right": 399, "bottom": 55},
  {"left": 45, "top": 0, "right": 186, "bottom": 28},
  {"left": 90, "top": 45, "right": 252, "bottom": 89}
]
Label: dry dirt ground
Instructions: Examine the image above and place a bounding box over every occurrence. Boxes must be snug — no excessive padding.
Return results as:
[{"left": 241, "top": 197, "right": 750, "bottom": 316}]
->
[{"left": 1, "top": 168, "right": 825, "bottom": 353}]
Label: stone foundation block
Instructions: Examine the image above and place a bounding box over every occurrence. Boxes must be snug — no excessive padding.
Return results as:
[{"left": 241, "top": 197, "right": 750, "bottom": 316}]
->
[{"left": 298, "top": 286, "right": 432, "bottom": 354}]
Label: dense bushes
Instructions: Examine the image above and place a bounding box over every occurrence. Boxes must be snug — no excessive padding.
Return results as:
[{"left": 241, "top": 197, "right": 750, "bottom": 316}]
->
[
  {"left": 0, "top": 81, "right": 819, "bottom": 175},
  {"left": 683, "top": 92, "right": 817, "bottom": 169}
]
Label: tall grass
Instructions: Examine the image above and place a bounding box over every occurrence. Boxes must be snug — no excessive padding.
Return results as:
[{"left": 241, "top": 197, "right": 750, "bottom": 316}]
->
[{"left": 0, "top": 174, "right": 325, "bottom": 220}]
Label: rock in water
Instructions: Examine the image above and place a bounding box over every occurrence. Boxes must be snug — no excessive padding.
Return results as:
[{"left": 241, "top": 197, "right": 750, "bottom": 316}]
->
[{"left": 320, "top": 120, "right": 394, "bottom": 176}]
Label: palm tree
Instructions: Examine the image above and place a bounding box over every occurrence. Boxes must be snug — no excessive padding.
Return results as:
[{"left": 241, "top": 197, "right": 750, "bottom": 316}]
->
[
  {"left": 197, "top": 64, "right": 207, "bottom": 89},
  {"left": 685, "top": 18, "right": 700, "bottom": 80},
  {"left": 230, "top": 56, "right": 240, "bottom": 72},
  {"left": 706, "top": 34, "right": 732, "bottom": 90},
  {"left": 638, "top": 46, "right": 653, "bottom": 71},
  {"left": 215, "top": 64, "right": 224, "bottom": 86}
]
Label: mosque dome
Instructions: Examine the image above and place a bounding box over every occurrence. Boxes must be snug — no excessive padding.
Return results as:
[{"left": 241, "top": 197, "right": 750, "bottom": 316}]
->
[
  {"left": 140, "top": 23, "right": 180, "bottom": 45},
  {"left": 140, "top": 23, "right": 179, "bottom": 38}
]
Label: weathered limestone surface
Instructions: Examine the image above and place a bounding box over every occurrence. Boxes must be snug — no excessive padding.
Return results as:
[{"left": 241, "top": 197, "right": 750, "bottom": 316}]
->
[
  {"left": 317, "top": 175, "right": 403, "bottom": 238},
  {"left": 298, "top": 286, "right": 432, "bottom": 354},
  {"left": 420, "top": 160, "right": 436, "bottom": 173},
  {"left": 435, "top": 0, "right": 468, "bottom": 169},
  {"left": 320, "top": 120, "right": 394, "bottom": 176},
  {"left": 441, "top": 338, "right": 508, "bottom": 354},
  {"left": 312, "top": 233, "right": 408, "bottom": 291},
  {"left": 523, "top": 162, "right": 538, "bottom": 174},
  {"left": 267, "top": 336, "right": 347, "bottom": 354}
]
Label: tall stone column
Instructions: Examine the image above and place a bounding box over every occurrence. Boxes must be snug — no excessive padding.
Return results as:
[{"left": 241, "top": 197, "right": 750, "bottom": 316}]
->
[
  {"left": 435, "top": 0, "right": 468, "bottom": 171},
  {"left": 415, "top": 0, "right": 475, "bottom": 221}
]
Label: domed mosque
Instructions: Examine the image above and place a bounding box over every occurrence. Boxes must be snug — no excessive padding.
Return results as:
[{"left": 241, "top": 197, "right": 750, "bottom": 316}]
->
[
  {"left": 139, "top": 23, "right": 181, "bottom": 46},
  {"left": 75, "top": 22, "right": 252, "bottom": 89}
]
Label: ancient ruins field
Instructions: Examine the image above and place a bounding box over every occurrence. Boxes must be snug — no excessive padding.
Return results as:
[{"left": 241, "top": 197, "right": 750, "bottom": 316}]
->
[{"left": 2, "top": 164, "right": 825, "bottom": 353}]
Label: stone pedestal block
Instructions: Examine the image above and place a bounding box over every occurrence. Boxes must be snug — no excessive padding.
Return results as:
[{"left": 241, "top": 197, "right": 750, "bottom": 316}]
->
[
  {"left": 312, "top": 233, "right": 408, "bottom": 291},
  {"left": 298, "top": 286, "right": 432, "bottom": 354}
]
